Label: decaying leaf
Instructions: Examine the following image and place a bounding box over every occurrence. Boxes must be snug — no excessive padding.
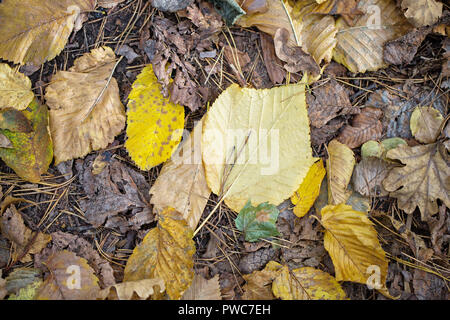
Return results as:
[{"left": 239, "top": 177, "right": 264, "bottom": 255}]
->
[
  {"left": 410, "top": 107, "right": 444, "bottom": 144},
  {"left": 5, "top": 268, "right": 42, "bottom": 296},
  {"left": 383, "top": 143, "right": 450, "bottom": 221},
  {"left": 150, "top": 120, "right": 210, "bottom": 231},
  {"left": 36, "top": 250, "right": 100, "bottom": 300},
  {"left": 333, "top": 0, "right": 412, "bottom": 73},
  {"left": 321, "top": 204, "right": 390, "bottom": 296},
  {"left": 242, "top": 260, "right": 283, "bottom": 300},
  {"left": 202, "top": 81, "right": 316, "bottom": 212},
  {"left": 45, "top": 46, "right": 126, "bottom": 164},
  {"left": 99, "top": 278, "right": 165, "bottom": 300},
  {"left": 326, "top": 139, "right": 355, "bottom": 205},
  {"left": 352, "top": 157, "right": 394, "bottom": 197},
  {"left": 125, "top": 64, "right": 185, "bottom": 170},
  {"left": 272, "top": 265, "right": 347, "bottom": 300},
  {"left": 0, "top": 98, "right": 53, "bottom": 183},
  {"left": 337, "top": 107, "right": 383, "bottom": 149},
  {"left": 7, "top": 279, "right": 42, "bottom": 300},
  {"left": 260, "top": 31, "right": 286, "bottom": 84},
  {"left": 0, "top": 63, "right": 34, "bottom": 110},
  {"left": 401, "top": 0, "right": 443, "bottom": 27},
  {"left": 361, "top": 138, "right": 407, "bottom": 159},
  {"left": 235, "top": 201, "right": 280, "bottom": 242},
  {"left": 182, "top": 275, "right": 222, "bottom": 300},
  {"left": 0, "top": 0, "right": 95, "bottom": 65},
  {"left": 124, "top": 208, "right": 195, "bottom": 300},
  {"left": 291, "top": 159, "right": 326, "bottom": 218},
  {"left": 210, "top": 0, "right": 246, "bottom": 25}
]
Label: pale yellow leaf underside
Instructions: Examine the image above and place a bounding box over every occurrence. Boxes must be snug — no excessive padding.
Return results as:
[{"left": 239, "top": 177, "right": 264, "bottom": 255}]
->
[
  {"left": 0, "top": 63, "right": 33, "bottom": 110},
  {"left": 182, "top": 275, "right": 222, "bottom": 300}
]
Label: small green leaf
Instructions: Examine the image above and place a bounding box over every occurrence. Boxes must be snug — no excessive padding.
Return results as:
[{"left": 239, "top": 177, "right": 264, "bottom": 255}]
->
[{"left": 235, "top": 200, "right": 280, "bottom": 242}]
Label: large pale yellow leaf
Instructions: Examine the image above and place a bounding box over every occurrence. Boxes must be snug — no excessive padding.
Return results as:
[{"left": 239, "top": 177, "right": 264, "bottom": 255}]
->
[
  {"left": 401, "top": 0, "right": 443, "bottom": 27},
  {"left": 383, "top": 143, "right": 450, "bottom": 221},
  {"left": 321, "top": 204, "right": 390, "bottom": 296},
  {"left": 0, "top": 63, "right": 33, "bottom": 110},
  {"left": 242, "top": 261, "right": 283, "bottom": 300},
  {"left": 202, "top": 81, "right": 316, "bottom": 212},
  {"left": 36, "top": 250, "right": 100, "bottom": 300},
  {"left": 272, "top": 265, "right": 347, "bottom": 300},
  {"left": 182, "top": 275, "right": 222, "bottom": 300},
  {"left": 124, "top": 208, "right": 195, "bottom": 300},
  {"left": 0, "top": 0, "right": 95, "bottom": 65},
  {"left": 99, "top": 278, "right": 165, "bottom": 300},
  {"left": 333, "top": 0, "right": 413, "bottom": 73},
  {"left": 45, "top": 46, "right": 126, "bottom": 164},
  {"left": 125, "top": 64, "right": 185, "bottom": 170},
  {"left": 150, "top": 120, "right": 210, "bottom": 230},
  {"left": 291, "top": 159, "right": 326, "bottom": 218},
  {"left": 326, "top": 139, "right": 355, "bottom": 205}
]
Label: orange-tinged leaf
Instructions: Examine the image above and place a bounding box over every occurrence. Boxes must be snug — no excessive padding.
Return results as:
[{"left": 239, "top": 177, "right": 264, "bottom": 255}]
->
[
  {"left": 291, "top": 159, "right": 326, "bottom": 218},
  {"left": 0, "top": 63, "right": 33, "bottom": 110},
  {"left": 321, "top": 204, "right": 391, "bottom": 297},
  {"left": 0, "top": 0, "right": 95, "bottom": 65},
  {"left": 125, "top": 65, "right": 185, "bottom": 170},
  {"left": 124, "top": 208, "right": 195, "bottom": 300}
]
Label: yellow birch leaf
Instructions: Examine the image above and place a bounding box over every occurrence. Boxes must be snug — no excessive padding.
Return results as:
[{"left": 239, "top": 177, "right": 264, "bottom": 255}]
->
[
  {"left": 45, "top": 46, "right": 126, "bottom": 164},
  {"left": 0, "top": 0, "right": 96, "bottom": 65},
  {"left": 272, "top": 265, "right": 347, "bottom": 300},
  {"left": 36, "top": 250, "right": 100, "bottom": 300},
  {"left": 333, "top": 0, "right": 413, "bottom": 73},
  {"left": 202, "top": 80, "right": 316, "bottom": 212},
  {"left": 321, "top": 204, "right": 391, "bottom": 297},
  {"left": 242, "top": 261, "right": 283, "bottom": 300},
  {"left": 182, "top": 275, "right": 222, "bottom": 300},
  {"left": 0, "top": 63, "right": 33, "bottom": 110},
  {"left": 150, "top": 120, "right": 210, "bottom": 230},
  {"left": 326, "top": 139, "right": 355, "bottom": 205},
  {"left": 124, "top": 207, "right": 195, "bottom": 300},
  {"left": 125, "top": 64, "right": 185, "bottom": 170},
  {"left": 291, "top": 159, "right": 326, "bottom": 218},
  {"left": 401, "top": 0, "right": 443, "bottom": 27},
  {"left": 410, "top": 107, "right": 444, "bottom": 144},
  {"left": 99, "top": 278, "right": 165, "bottom": 300}
]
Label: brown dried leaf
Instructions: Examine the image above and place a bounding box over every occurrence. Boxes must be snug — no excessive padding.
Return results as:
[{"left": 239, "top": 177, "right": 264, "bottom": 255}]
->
[
  {"left": 260, "top": 32, "right": 285, "bottom": 84},
  {"left": 352, "top": 157, "right": 394, "bottom": 197},
  {"left": 337, "top": 107, "right": 383, "bottom": 149},
  {"left": 239, "top": 248, "right": 279, "bottom": 274},
  {"left": 182, "top": 274, "right": 222, "bottom": 300},
  {"left": 241, "top": 261, "right": 282, "bottom": 300},
  {"left": 384, "top": 27, "right": 432, "bottom": 65}
]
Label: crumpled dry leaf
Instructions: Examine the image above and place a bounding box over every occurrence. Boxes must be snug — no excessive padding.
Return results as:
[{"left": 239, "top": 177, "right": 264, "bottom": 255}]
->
[
  {"left": 239, "top": 247, "right": 279, "bottom": 274},
  {"left": 409, "top": 106, "right": 444, "bottom": 144},
  {"left": 272, "top": 265, "right": 347, "bottom": 300},
  {"left": 0, "top": 98, "right": 53, "bottom": 183},
  {"left": 337, "top": 107, "right": 383, "bottom": 149},
  {"left": 0, "top": 63, "right": 33, "bottom": 110},
  {"left": 202, "top": 81, "right": 316, "bottom": 212},
  {"left": 242, "top": 260, "right": 282, "bottom": 300},
  {"left": 150, "top": 120, "right": 210, "bottom": 231},
  {"left": 401, "top": 0, "right": 443, "bottom": 27},
  {"left": 291, "top": 159, "right": 326, "bottom": 218},
  {"left": 326, "top": 139, "right": 355, "bottom": 205},
  {"left": 333, "top": 0, "right": 412, "bottom": 73},
  {"left": 182, "top": 274, "right": 222, "bottom": 300},
  {"left": 0, "top": 203, "right": 51, "bottom": 263},
  {"left": 45, "top": 46, "right": 126, "bottom": 164},
  {"left": 384, "top": 27, "right": 432, "bottom": 65},
  {"left": 99, "top": 278, "right": 165, "bottom": 300},
  {"left": 125, "top": 64, "right": 184, "bottom": 170},
  {"left": 383, "top": 143, "right": 450, "bottom": 221},
  {"left": 352, "top": 157, "right": 394, "bottom": 197},
  {"left": 321, "top": 204, "right": 391, "bottom": 297},
  {"left": 124, "top": 208, "right": 195, "bottom": 300},
  {"left": 306, "top": 79, "right": 358, "bottom": 129},
  {"left": 0, "top": 0, "right": 95, "bottom": 65},
  {"left": 260, "top": 32, "right": 286, "bottom": 84},
  {"left": 36, "top": 250, "right": 100, "bottom": 300}
]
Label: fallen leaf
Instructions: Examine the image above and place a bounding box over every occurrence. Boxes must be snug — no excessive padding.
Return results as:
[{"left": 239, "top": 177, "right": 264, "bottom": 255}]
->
[
  {"left": 99, "top": 278, "right": 165, "bottom": 300},
  {"left": 4, "top": 268, "right": 41, "bottom": 296},
  {"left": 291, "top": 159, "right": 326, "bottom": 218},
  {"left": 117, "top": 44, "right": 140, "bottom": 64},
  {"left": 124, "top": 208, "right": 195, "bottom": 300},
  {"left": 0, "top": 63, "right": 33, "bottom": 110},
  {"left": 7, "top": 279, "right": 42, "bottom": 300},
  {"left": 45, "top": 46, "right": 126, "bottom": 164},
  {"left": 235, "top": 201, "right": 280, "bottom": 242},
  {"left": 98, "top": 0, "right": 126, "bottom": 8},
  {"left": 410, "top": 107, "right": 444, "bottom": 144},
  {"left": 202, "top": 81, "right": 316, "bottom": 212},
  {"left": 182, "top": 274, "right": 222, "bottom": 300},
  {"left": 337, "top": 107, "right": 383, "bottom": 149},
  {"left": 401, "top": 0, "right": 443, "bottom": 27},
  {"left": 241, "top": 260, "right": 283, "bottom": 300},
  {"left": 208, "top": 0, "right": 246, "bottom": 25},
  {"left": 352, "top": 157, "right": 394, "bottom": 197},
  {"left": 382, "top": 143, "right": 450, "bottom": 221},
  {"left": 36, "top": 250, "right": 100, "bottom": 300},
  {"left": 272, "top": 265, "right": 347, "bottom": 300},
  {"left": 326, "top": 139, "right": 355, "bottom": 205},
  {"left": 0, "top": 0, "right": 95, "bottom": 65},
  {"left": 333, "top": 0, "right": 412, "bottom": 73},
  {"left": 151, "top": 0, "right": 194, "bottom": 12},
  {"left": 239, "top": 247, "right": 278, "bottom": 274},
  {"left": 361, "top": 138, "right": 407, "bottom": 159},
  {"left": 0, "top": 98, "right": 53, "bottom": 183},
  {"left": 125, "top": 64, "right": 184, "bottom": 170},
  {"left": 260, "top": 32, "right": 286, "bottom": 84},
  {"left": 150, "top": 120, "right": 210, "bottom": 231},
  {"left": 384, "top": 27, "right": 432, "bottom": 65},
  {"left": 321, "top": 204, "right": 390, "bottom": 297}
]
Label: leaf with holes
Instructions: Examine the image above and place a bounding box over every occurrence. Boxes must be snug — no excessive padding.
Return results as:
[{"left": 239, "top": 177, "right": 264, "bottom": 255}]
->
[{"left": 235, "top": 201, "right": 280, "bottom": 242}]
